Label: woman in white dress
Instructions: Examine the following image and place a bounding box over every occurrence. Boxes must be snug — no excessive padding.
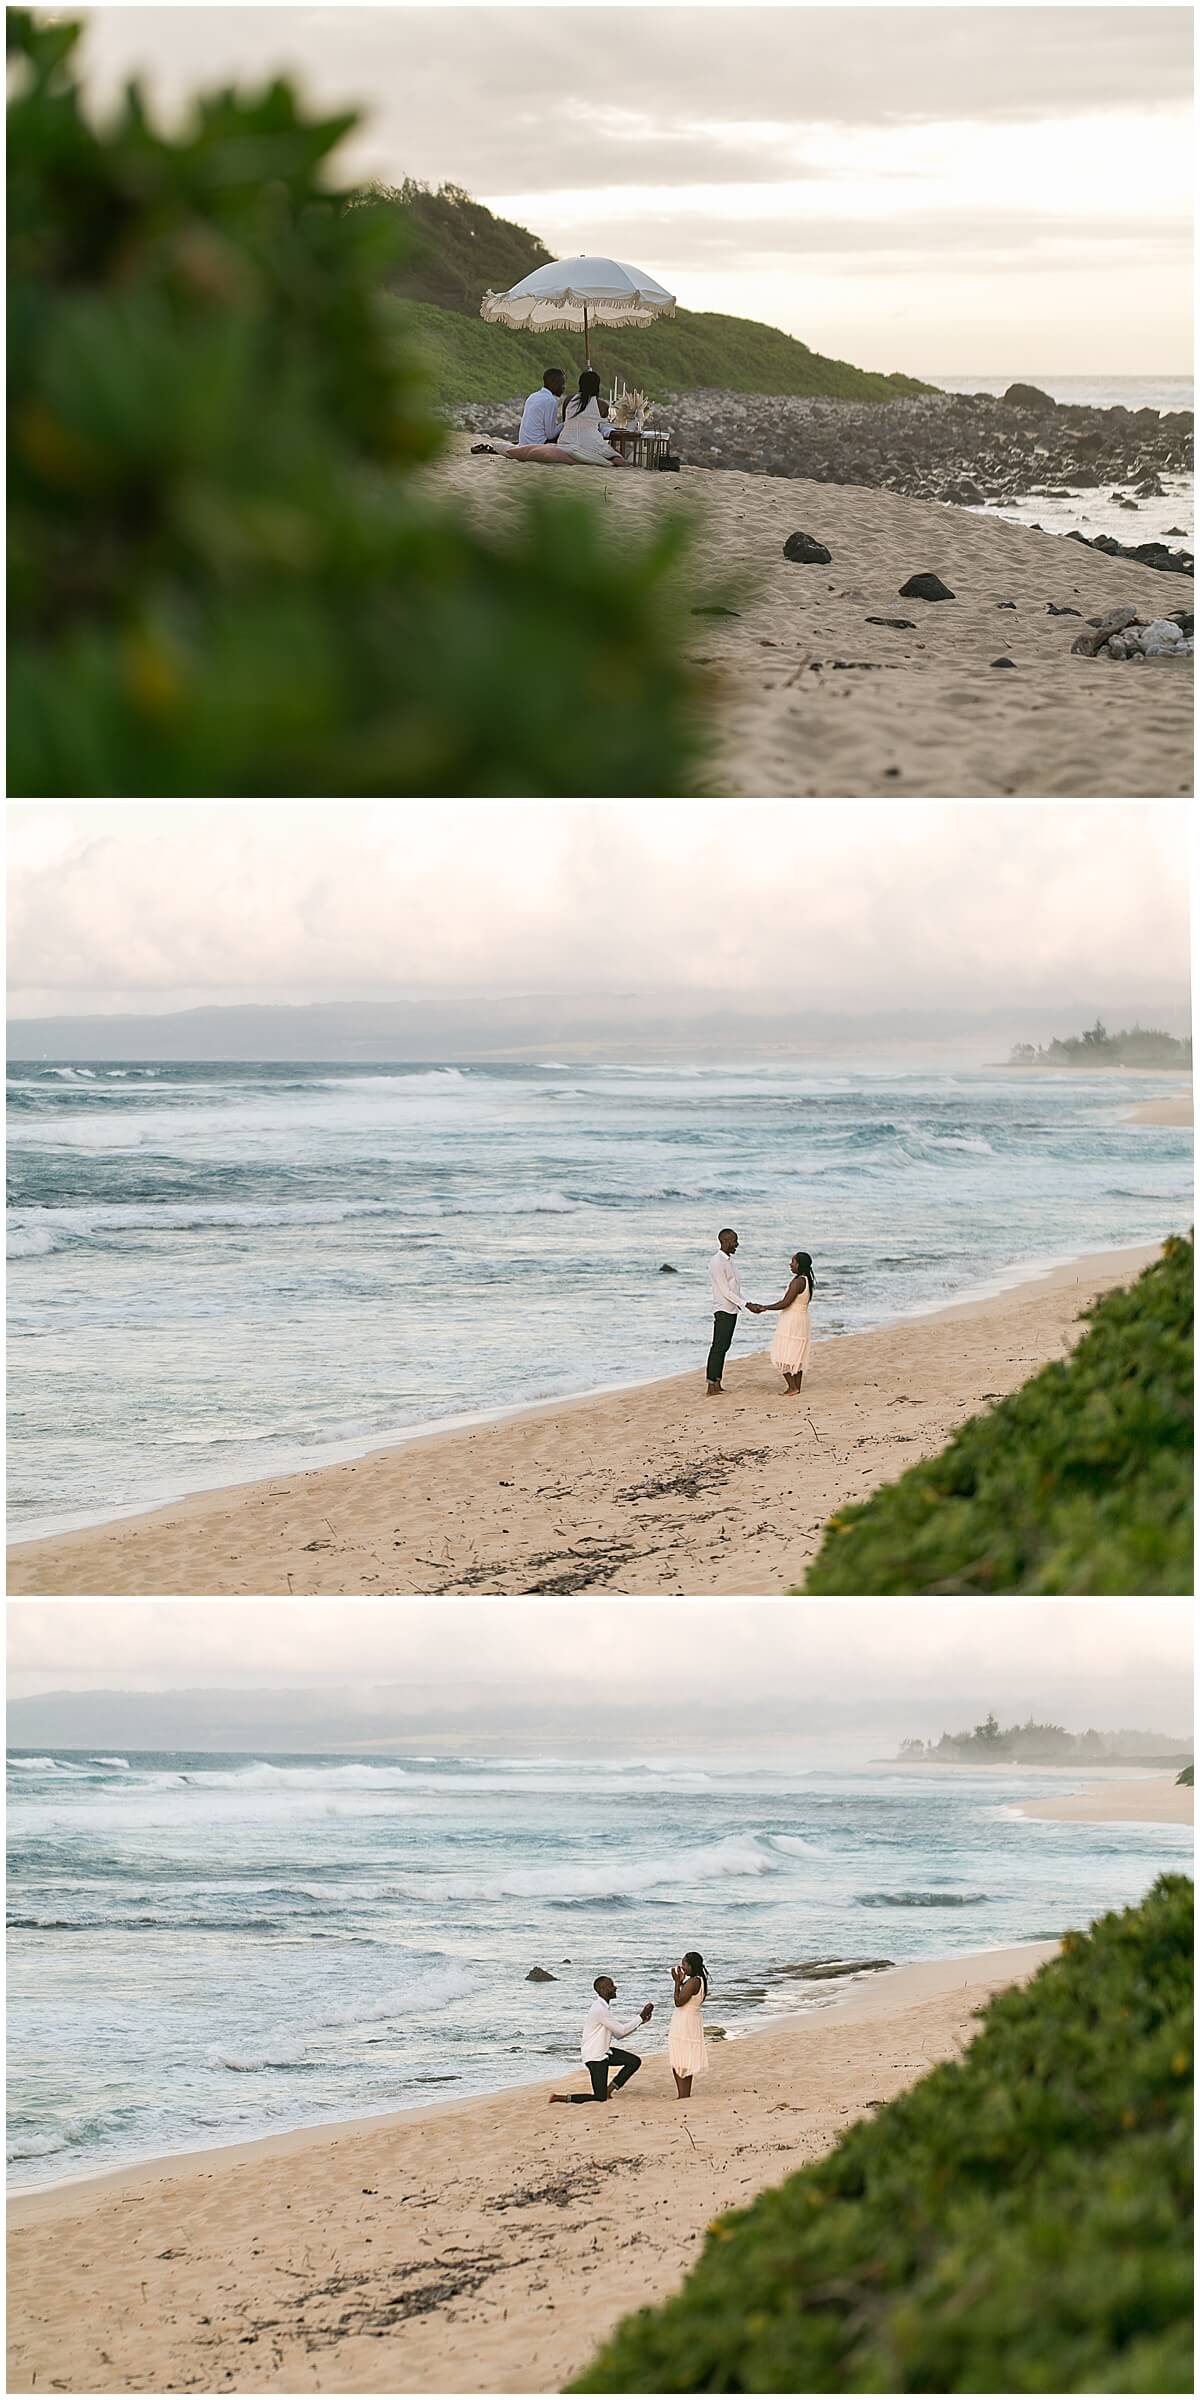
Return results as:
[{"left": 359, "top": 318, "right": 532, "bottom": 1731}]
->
[
  {"left": 668, "top": 1950, "right": 709, "bottom": 2098},
  {"left": 556, "top": 370, "right": 631, "bottom": 464},
  {"left": 750, "top": 1250, "right": 815, "bottom": 1395}
]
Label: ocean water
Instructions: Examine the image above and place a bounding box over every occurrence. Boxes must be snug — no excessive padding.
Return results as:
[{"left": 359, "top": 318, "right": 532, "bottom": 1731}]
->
[
  {"left": 7, "top": 1061, "right": 1192, "bottom": 1538},
  {"left": 7, "top": 1747, "right": 1190, "bottom": 2194},
  {"left": 932, "top": 374, "right": 1194, "bottom": 547},
  {"left": 932, "top": 376, "right": 1193, "bottom": 416}
]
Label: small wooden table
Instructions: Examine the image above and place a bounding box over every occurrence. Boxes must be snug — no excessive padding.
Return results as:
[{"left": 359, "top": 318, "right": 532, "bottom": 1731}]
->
[{"left": 608, "top": 425, "right": 672, "bottom": 469}]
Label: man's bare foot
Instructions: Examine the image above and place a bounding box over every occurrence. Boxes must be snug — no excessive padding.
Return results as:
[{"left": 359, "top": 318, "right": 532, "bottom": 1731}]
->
[
  {"left": 706, "top": 1383, "right": 724, "bottom": 1396},
  {"left": 549, "top": 2094, "right": 569, "bottom": 2105}
]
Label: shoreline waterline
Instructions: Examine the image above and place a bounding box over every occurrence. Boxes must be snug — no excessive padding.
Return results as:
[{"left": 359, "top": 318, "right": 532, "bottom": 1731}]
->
[
  {"left": 6, "top": 1235, "right": 1167, "bottom": 1554},
  {"left": 7, "top": 1939, "right": 1059, "bottom": 2218}
]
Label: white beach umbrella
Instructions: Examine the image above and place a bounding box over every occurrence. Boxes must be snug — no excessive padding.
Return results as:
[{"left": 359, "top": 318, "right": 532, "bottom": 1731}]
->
[{"left": 480, "top": 254, "right": 676, "bottom": 367}]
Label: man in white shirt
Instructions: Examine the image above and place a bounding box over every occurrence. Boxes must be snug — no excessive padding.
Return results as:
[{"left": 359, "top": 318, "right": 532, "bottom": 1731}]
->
[
  {"left": 707, "top": 1225, "right": 756, "bottom": 1395},
  {"left": 511, "top": 368, "right": 566, "bottom": 451},
  {"left": 549, "top": 1975, "right": 654, "bottom": 2104}
]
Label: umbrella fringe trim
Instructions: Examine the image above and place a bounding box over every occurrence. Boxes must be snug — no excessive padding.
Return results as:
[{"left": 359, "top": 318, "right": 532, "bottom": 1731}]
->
[{"left": 480, "top": 292, "right": 676, "bottom": 327}]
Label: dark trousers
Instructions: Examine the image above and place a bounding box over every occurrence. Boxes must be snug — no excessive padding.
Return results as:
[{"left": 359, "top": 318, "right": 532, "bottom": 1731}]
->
[
  {"left": 568, "top": 2047, "right": 642, "bottom": 2102},
  {"left": 706, "top": 1310, "right": 737, "bottom": 1384}
]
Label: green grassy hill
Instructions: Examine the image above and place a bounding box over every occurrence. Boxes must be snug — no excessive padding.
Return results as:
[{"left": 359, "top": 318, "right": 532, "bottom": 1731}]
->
[
  {"left": 573, "top": 1873, "right": 1194, "bottom": 2394},
  {"left": 376, "top": 181, "right": 931, "bottom": 408},
  {"left": 803, "top": 1235, "right": 1194, "bottom": 1595}
]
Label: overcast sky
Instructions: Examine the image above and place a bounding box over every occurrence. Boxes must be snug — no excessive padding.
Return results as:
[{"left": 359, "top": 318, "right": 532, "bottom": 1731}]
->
[
  {"left": 7, "top": 801, "right": 1190, "bottom": 1022},
  {"left": 6, "top": 1601, "right": 1193, "bottom": 1751},
  {"left": 73, "top": 6, "right": 1192, "bottom": 374}
]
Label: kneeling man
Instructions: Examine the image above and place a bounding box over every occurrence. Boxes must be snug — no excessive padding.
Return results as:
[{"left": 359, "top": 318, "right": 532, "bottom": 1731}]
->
[{"left": 550, "top": 1974, "right": 654, "bottom": 2103}]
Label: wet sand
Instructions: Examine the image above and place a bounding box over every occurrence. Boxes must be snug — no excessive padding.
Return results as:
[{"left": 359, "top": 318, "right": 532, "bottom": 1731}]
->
[
  {"left": 6, "top": 1943, "right": 1058, "bottom": 2396},
  {"left": 6, "top": 1243, "right": 1163, "bottom": 1597},
  {"left": 433, "top": 439, "right": 1193, "bottom": 797}
]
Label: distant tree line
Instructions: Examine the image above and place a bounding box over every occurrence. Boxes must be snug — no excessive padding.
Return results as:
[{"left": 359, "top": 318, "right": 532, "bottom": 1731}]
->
[
  {"left": 1009, "top": 1020, "right": 1191, "bottom": 1068},
  {"left": 897, "top": 1714, "right": 1115, "bottom": 1762}
]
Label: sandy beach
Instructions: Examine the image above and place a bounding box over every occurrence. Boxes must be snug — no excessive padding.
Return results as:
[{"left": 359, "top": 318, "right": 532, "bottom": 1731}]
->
[
  {"left": 6, "top": 1942, "right": 1058, "bottom": 2396},
  {"left": 1018, "top": 1774, "right": 1193, "bottom": 1825},
  {"left": 1125, "top": 1096, "right": 1194, "bottom": 1127},
  {"left": 432, "top": 440, "right": 1193, "bottom": 797},
  {"left": 6, "top": 1242, "right": 1163, "bottom": 1597}
]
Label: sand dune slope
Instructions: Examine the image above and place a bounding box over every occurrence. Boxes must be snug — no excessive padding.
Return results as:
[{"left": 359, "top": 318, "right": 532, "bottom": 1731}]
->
[{"left": 434, "top": 441, "right": 1193, "bottom": 797}]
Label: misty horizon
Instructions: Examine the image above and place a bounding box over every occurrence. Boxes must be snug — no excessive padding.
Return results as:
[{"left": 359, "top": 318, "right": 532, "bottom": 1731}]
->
[
  {"left": 8, "top": 1602, "right": 1192, "bottom": 1756},
  {"left": 6, "top": 990, "right": 1193, "bottom": 1065},
  {"left": 6, "top": 1684, "right": 1191, "bottom": 1763}
]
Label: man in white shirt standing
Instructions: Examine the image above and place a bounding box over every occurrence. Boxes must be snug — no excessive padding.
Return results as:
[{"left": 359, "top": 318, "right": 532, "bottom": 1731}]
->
[
  {"left": 509, "top": 367, "right": 566, "bottom": 454},
  {"left": 549, "top": 1975, "right": 654, "bottom": 2104},
  {"left": 707, "top": 1225, "right": 755, "bottom": 1396}
]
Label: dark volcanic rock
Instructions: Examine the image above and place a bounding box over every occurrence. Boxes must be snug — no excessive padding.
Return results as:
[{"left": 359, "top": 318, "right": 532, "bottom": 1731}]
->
[
  {"left": 1067, "top": 529, "right": 1194, "bottom": 578},
  {"left": 1001, "top": 382, "right": 1058, "bottom": 413},
  {"left": 866, "top": 615, "right": 916, "bottom": 629},
  {"left": 448, "top": 389, "right": 1193, "bottom": 521},
  {"left": 783, "top": 531, "right": 833, "bottom": 565},
  {"left": 1046, "top": 604, "right": 1081, "bottom": 616},
  {"left": 525, "top": 1967, "right": 557, "bottom": 1982},
  {"left": 995, "top": 599, "right": 1017, "bottom": 609},
  {"left": 658, "top": 1263, "right": 679, "bottom": 1274},
  {"left": 991, "top": 657, "right": 1017, "bottom": 668},
  {"left": 899, "top": 573, "right": 955, "bottom": 602}
]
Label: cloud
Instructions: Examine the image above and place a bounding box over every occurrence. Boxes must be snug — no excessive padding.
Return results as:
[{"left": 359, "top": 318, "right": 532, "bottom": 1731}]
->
[
  {"left": 73, "top": 8, "right": 1192, "bottom": 371},
  {"left": 6, "top": 803, "right": 1191, "bottom": 1023},
  {"left": 6, "top": 1600, "right": 1193, "bottom": 1747}
]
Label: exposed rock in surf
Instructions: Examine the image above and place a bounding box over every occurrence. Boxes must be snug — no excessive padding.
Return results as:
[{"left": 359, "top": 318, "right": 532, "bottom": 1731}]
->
[{"left": 1065, "top": 529, "right": 1194, "bottom": 578}]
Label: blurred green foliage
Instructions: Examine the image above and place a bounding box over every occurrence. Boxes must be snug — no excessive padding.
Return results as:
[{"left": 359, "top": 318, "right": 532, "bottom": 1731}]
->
[
  {"left": 574, "top": 1874, "right": 1195, "bottom": 2394},
  {"left": 1177, "top": 1765, "right": 1194, "bottom": 1786},
  {"left": 8, "top": 14, "right": 712, "bottom": 795},
  {"left": 803, "top": 1235, "right": 1194, "bottom": 1594}
]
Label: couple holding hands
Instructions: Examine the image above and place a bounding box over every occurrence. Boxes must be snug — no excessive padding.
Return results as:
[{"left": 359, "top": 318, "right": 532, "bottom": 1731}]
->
[{"left": 707, "top": 1227, "right": 816, "bottom": 1396}]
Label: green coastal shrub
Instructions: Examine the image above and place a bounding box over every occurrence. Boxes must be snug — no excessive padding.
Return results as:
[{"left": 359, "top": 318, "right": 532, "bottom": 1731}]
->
[
  {"left": 8, "top": 14, "right": 710, "bottom": 796},
  {"left": 574, "top": 1874, "right": 1194, "bottom": 2394},
  {"left": 1177, "top": 1765, "right": 1194, "bottom": 1787},
  {"left": 804, "top": 1236, "right": 1194, "bottom": 1594},
  {"left": 374, "top": 181, "right": 931, "bottom": 407}
]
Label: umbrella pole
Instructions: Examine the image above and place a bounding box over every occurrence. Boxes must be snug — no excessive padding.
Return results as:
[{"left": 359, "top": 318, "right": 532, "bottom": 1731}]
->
[{"left": 583, "top": 303, "right": 590, "bottom": 368}]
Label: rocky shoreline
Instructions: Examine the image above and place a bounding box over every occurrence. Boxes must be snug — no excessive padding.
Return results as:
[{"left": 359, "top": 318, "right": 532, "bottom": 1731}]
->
[{"left": 450, "top": 382, "right": 1194, "bottom": 570}]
